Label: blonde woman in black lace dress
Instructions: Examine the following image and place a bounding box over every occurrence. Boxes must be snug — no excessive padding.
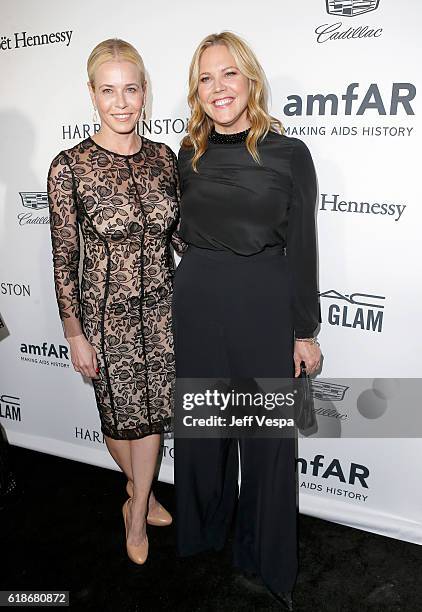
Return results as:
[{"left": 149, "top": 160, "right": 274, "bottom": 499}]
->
[{"left": 47, "top": 39, "right": 186, "bottom": 564}]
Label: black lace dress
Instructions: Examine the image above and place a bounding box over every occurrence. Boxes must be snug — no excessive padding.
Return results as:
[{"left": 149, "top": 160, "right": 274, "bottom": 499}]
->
[{"left": 47, "top": 136, "right": 187, "bottom": 440}]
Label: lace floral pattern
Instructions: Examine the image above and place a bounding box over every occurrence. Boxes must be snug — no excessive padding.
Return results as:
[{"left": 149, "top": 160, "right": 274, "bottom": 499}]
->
[{"left": 47, "top": 137, "right": 187, "bottom": 440}]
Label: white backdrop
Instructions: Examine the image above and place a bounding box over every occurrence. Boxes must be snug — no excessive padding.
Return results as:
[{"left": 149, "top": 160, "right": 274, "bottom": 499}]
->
[{"left": 1, "top": 0, "right": 421, "bottom": 544}]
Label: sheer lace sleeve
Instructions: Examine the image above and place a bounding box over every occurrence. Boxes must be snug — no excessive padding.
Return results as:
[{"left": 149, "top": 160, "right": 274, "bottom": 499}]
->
[
  {"left": 286, "top": 139, "right": 320, "bottom": 338},
  {"left": 47, "top": 152, "right": 83, "bottom": 339},
  {"left": 167, "top": 146, "right": 189, "bottom": 256}
]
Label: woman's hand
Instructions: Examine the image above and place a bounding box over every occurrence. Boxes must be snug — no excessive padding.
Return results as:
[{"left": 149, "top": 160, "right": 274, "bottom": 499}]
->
[
  {"left": 67, "top": 334, "right": 99, "bottom": 378},
  {"left": 293, "top": 340, "right": 321, "bottom": 377}
]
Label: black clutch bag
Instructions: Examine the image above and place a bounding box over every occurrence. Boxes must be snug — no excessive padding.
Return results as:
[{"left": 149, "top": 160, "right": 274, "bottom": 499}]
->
[{"left": 295, "top": 361, "right": 317, "bottom": 433}]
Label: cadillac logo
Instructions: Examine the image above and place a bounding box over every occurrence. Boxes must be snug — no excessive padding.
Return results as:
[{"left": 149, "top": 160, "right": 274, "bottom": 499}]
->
[
  {"left": 311, "top": 381, "right": 349, "bottom": 401},
  {"left": 326, "top": 0, "right": 380, "bottom": 17},
  {"left": 19, "top": 192, "right": 48, "bottom": 210}
]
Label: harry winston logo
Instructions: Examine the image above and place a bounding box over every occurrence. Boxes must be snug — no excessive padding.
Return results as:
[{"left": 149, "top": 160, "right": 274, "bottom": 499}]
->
[{"left": 326, "top": 0, "right": 380, "bottom": 17}]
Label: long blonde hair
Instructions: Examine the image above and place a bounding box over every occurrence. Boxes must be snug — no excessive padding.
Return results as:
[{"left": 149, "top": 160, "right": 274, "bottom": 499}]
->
[
  {"left": 182, "top": 31, "right": 284, "bottom": 172},
  {"left": 87, "top": 38, "right": 145, "bottom": 89}
]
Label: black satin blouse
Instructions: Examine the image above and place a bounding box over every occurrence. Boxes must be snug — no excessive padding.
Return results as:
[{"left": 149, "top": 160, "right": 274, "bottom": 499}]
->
[{"left": 177, "top": 129, "right": 319, "bottom": 338}]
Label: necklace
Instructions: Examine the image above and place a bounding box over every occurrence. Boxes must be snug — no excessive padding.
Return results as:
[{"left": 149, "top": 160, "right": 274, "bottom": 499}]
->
[{"left": 208, "top": 127, "right": 250, "bottom": 144}]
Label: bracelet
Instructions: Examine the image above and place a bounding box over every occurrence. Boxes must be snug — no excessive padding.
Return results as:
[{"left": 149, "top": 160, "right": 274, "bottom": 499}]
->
[{"left": 295, "top": 337, "right": 320, "bottom": 346}]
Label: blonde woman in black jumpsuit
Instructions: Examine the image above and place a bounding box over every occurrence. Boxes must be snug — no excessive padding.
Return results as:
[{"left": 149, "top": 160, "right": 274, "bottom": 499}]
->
[{"left": 173, "top": 33, "right": 321, "bottom": 610}]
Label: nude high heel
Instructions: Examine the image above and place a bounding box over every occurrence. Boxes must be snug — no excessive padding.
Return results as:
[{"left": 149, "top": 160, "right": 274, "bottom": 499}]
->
[
  {"left": 122, "top": 498, "right": 148, "bottom": 564},
  {"left": 126, "top": 481, "right": 173, "bottom": 527}
]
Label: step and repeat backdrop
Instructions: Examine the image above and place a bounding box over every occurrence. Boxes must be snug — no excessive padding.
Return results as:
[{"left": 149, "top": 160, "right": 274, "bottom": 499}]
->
[{"left": 1, "top": 0, "right": 421, "bottom": 543}]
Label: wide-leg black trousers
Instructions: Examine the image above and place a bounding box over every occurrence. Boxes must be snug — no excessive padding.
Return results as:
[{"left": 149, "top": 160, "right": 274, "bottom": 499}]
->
[{"left": 172, "top": 245, "right": 298, "bottom": 592}]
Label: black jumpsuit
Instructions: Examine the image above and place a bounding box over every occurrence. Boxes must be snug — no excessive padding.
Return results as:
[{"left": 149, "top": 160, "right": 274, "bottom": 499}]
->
[{"left": 172, "top": 128, "right": 319, "bottom": 592}]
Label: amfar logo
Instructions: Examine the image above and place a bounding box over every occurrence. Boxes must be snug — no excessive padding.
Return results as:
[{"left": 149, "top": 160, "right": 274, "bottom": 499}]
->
[
  {"left": 326, "top": 0, "right": 380, "bottom": 17},
  {"left": 297, "top": 454, "right": 369, "bottom": 487},
  {"left": 316, "top": 0, "right": 383, "bottom": 43},
  {"left": 283, "top": 83, "right": 415, "bottom": 117},
  {"left": 319, "top": 290, "right": 385, "bottom": 332},
  {"left": 18, "top": 192, "right": 50, "bottom": 227},
  {"left": 298, "top": 454, "right": 369, "bottom": 501},
  {"left": 0, "top": 394, "right": 21, "bottom": 422},
  {"left": 20, "top": 341, "right": 70, "bottom": 369}
]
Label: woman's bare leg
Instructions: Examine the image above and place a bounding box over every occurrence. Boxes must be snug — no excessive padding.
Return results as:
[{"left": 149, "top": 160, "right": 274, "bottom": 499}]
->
[
  {"left": 104, "top": 435, "right": 160, "bottom": 510},
  {"left": 104, "top": 436, "right": 133, "bottom": 479},
  {"left": 125, "top": 433, "right": 161, "bottom": 545}
]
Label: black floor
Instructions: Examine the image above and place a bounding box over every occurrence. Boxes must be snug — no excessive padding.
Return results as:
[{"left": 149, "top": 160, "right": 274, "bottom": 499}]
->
[{"left": 1, "top": 446, "right": 421, "bottom": 611}]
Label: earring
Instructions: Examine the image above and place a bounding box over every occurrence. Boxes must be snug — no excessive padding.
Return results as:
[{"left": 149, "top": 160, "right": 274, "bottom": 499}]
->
[
  {"left": 93, "top": 106, "right": 99, "bottom": 124},
  {"left": 140, "top": 105, "right": 146, "bottom": 121}
]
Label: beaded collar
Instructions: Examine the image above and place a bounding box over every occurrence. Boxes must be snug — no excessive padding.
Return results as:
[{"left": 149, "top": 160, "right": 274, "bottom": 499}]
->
[{"left": 208, "top": 127, "right": 250, "bottom": 144}]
